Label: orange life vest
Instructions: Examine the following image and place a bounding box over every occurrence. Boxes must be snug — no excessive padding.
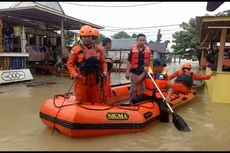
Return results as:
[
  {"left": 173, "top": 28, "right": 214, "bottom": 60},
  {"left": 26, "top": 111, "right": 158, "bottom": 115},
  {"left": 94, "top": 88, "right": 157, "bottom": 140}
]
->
[
  {"left": 130, "top": 43, "right": 151, "bottom": 69},
  {"left": 74, "top": 43, "right": 101, "bottom": 73},
  {"left": 144, "top": 67, "right": 168, "bottom": 99}
]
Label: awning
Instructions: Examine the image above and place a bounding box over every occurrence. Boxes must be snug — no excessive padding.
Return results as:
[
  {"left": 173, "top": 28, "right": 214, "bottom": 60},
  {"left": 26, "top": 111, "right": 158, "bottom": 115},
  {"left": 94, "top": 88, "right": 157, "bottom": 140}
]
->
[
  {"left": 0, "top": 6, "right": 103, "bottom": 30},
  {"left": 206, "top": 2, "right": 224, "bottom": 12}
]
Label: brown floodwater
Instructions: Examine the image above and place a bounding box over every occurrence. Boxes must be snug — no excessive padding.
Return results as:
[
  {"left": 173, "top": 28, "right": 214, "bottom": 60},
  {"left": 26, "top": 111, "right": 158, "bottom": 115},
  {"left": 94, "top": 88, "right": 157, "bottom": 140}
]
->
[{"left": 0, "top": 62, "right": 230, "bottom": 151}]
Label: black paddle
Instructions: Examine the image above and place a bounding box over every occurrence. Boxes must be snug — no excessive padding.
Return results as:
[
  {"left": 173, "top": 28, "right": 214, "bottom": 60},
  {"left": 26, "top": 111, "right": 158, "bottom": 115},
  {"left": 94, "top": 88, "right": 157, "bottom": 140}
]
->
[{"left": 147, "top": 70, "right": 191, "bottom": 132}]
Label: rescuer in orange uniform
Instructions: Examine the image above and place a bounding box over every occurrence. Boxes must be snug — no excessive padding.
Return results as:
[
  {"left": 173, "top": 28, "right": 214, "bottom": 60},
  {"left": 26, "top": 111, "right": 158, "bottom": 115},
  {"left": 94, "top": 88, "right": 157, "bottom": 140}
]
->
[
  {"left": 67, "top": 25, "right": 107, "bottom": 104},
  {"left": 133, "top": 58, "right": 171, "bottom": 122},
  {"left": 92, "top": 28, "right": 112, "bottom": 101},
  {"left": 134, "top": 58, "right": 170, "bottom": 103},
  {"left": 169, "top": 63, "right": 215, "bottom": 96}
]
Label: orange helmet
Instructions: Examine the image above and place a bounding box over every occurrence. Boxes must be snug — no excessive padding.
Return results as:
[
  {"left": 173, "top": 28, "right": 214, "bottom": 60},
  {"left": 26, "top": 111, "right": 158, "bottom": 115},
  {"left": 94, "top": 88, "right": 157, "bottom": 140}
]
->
[
  {"left": 182, "top": 63, "right": 192, "bottom": 69},
  {"left": 80, "top": 25, "right": 93, "bottom": 36},
  {"left": 92, "top": 28, "right": 100, "bottom": 37}
]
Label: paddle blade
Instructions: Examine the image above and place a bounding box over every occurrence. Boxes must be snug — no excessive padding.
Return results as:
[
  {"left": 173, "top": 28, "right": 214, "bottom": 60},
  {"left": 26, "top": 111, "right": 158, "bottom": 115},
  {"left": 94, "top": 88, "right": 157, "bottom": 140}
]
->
[{"left": 172, "top": 113, "right": 191, "bottom": 132}]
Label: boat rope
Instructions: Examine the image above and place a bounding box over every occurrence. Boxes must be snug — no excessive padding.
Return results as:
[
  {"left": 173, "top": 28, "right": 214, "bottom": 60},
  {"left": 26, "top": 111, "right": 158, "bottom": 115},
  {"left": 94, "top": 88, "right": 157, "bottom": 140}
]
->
[
  {"left": 77, "top": 104, "right": 113, "bottom": 111},
  {"left": 53, "top": 94, "right": 155, "bottom": 111},
  {"left": 52, "top": 94, "right": 78, "bottom": 108},
  {"left": 51, "top": 80, "right": 75, "bottom": 135}
]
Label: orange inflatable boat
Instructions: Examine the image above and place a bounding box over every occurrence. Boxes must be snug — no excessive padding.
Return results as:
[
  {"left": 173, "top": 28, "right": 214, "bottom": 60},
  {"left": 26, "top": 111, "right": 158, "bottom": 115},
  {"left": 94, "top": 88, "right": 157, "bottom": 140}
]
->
[{"left": 39, "top": 83, "right": 197, "bottom": 137}]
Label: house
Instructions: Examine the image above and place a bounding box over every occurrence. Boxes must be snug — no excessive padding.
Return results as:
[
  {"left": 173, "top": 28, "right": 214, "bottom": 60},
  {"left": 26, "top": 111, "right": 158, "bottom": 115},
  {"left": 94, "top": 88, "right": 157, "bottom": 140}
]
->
[
  {"left": 109, "top": 38, "right": 136, "bottom": 61},
  {"left": 196, "top": 15, "right": 230, "bottom": 103},
  {"left": 148, "top": 41, "right": 170, "bottom": 61},
  {"left": 0, "top": 2, "right": 103, "bottom": 84},
  {"left": 108, "top": 38, "right": 170, "bottom": 62}
]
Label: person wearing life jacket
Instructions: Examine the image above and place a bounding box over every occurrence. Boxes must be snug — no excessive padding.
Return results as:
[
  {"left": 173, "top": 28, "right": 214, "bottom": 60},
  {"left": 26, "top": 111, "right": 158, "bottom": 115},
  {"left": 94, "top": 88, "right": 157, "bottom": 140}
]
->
[
  {"left": 67, "top": 25, "right": 107, "bottom": 104},
  {"left": 92, "top": 28, "right": 110, "bottom": 102},
  {"left": 169, "top": 63, "right": 216, "bottom": 96},
  {"left": 131, "top": 58, "right": 170, "bottom": 122},
  {"left": 125, "top": 33, "right": 152, "bottom": 103},
  {"left": 132, "top": 58, "right": 169, "bottom": 103},
  {"left": 102, "top": 37, "right": 113, "bottom": 99}
]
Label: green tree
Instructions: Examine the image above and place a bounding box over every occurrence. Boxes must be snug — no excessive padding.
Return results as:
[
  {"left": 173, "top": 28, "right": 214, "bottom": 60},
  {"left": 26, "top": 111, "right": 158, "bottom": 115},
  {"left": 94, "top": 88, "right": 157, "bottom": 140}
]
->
[
  {"left": 132, "top": 33, "right": 137, "bottom": 38},
  {"left": 112, "top": 31, "right": 131, "bottom": 39},
  {"left": 66, "top": 31, "right": 75, "bottom": 47},
  {"left": 171, "top": 18, "right": 199, "bottom": 63},
  {"left": 96, "top": 33, "right": 106, "bottom": 44}
]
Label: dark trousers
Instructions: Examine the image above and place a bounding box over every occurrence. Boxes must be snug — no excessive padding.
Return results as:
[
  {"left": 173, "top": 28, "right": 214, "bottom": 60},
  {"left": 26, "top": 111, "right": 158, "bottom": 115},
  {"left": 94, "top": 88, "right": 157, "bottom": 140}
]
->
[{"left": 131, "top": 94, "right": 169, "bottom": 122}]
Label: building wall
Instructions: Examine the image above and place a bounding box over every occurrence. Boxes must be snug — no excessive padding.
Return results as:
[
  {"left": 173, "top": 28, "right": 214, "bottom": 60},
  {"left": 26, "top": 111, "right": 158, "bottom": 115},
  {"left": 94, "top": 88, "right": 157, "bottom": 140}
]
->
[{"left": 205, "top": 67, "right": 230, "bottom": 103}]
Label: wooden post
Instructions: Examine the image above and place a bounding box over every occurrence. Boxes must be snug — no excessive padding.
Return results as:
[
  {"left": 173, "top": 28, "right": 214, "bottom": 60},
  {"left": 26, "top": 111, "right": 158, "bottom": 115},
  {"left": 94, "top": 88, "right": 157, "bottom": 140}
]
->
[
  {"left": 118, "top": 48, "right": 122, "bottom": 73},
  {"left": 61, "top": 18, "right": 65, "bottom": 55},
  {"left": 21, "top": 24, "right": 26, "bottom": 53},
  {"left": 217, "top": 28, "right": 227, "bottom": 71},
  {"left": 0, "top": 19, "right": 3, "bottom": 52},
  {"left": 201, "top": 50, "right": 204, "bottom": 59}
]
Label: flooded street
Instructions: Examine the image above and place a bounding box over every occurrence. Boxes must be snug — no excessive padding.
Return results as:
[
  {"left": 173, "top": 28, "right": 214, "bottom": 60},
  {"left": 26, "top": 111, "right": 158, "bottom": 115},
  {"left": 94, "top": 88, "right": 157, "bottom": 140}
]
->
[{"left": 0, "top": 62, "right": 230, "bottom": 151}]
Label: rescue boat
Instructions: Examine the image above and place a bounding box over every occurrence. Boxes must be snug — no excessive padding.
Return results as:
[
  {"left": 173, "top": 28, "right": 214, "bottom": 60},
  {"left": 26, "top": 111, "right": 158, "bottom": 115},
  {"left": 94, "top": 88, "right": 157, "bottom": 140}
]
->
[{"left": 39, "top": 82, "right": 197, "bottom": 137}]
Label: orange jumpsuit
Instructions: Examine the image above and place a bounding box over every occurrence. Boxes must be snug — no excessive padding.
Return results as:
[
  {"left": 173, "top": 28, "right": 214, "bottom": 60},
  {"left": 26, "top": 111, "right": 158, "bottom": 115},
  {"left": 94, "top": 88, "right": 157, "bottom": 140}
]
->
[
  {"left": 67, "top": 43, "right": 107, "bottom": 104},
  {"left": 169, "top": 69, "right": 212, "bottom": 94}
]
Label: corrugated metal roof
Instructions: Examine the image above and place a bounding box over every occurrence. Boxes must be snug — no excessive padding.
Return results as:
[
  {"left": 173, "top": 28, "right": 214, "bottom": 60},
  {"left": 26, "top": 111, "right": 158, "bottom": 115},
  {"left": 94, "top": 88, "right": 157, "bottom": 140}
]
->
[
  {"left": 10, "top": 2, "right": 65, "bottom": 15},
  {"left": 0, "top": 2, "right": 103, "bottom": 30},
  {"left": 148, "top": 42, "right": 169, "bottom": 53},
  {"left": 110, "top": 38, "right": 169, "bottom": 53},
  {"left": 111, "top": 38, "right": 136, "bottom": 50}
]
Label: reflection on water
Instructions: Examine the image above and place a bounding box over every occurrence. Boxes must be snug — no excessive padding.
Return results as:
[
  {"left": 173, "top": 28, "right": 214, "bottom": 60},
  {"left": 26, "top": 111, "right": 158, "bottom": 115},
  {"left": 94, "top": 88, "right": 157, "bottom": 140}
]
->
[{"left": 0, "top": 63, "right": 230, "bottom": 151}]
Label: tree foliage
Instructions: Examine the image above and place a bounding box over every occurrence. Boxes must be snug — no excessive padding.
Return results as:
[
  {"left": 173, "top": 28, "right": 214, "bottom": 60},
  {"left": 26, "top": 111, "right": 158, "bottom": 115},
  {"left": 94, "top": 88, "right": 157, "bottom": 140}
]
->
[
  {"left": 112, "top": 31, "right": 131, "bottom": 39},
  {"left": 132, "top": 33, "right": 137, "bottom": 38},
  {"left": 171, "top": 18, "right": 199, "bottom": 61},
  {"left": 66, "top": 31, "right": 74, "bottom": 47},
  {"left": 97, "top": 33, "right": 106, "bottom": 44}
]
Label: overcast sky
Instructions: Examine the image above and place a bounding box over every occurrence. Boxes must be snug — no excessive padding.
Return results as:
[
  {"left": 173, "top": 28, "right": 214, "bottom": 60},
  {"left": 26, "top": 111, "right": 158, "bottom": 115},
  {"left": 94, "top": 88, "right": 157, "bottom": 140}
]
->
[{"left": 1, "top": 1, "right": 230, "bottom": 45}]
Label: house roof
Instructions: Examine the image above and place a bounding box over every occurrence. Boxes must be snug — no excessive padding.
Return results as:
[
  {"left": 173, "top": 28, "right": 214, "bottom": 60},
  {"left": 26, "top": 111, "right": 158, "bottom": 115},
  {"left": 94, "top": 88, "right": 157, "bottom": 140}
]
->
[
  {"left": 110, "top": 38, "right": 169, "bottom": 53},
  {"left": 148, "top": 42, "right": 169, "bottom": 53},
  {"left": 196, "top": 16, "right": 230, "bottom": 43},
  {"left": 111, "top": 38, "right": 136, "bottom": 51},
  {"left": 10, "top": 2, "right": 65, "bottom": 15},
  {"left": 0, "top": 2, "right": 103, "bottom": 30}
]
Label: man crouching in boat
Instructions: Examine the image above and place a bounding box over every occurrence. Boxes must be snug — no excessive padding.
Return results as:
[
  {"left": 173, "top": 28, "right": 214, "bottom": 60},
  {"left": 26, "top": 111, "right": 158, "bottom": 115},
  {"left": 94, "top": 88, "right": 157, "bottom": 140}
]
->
[
  {"left": 67, "top": 25, "right": 107, "bottom": 104},
  {"left": 168, "top": 63, "right": 216, "bottom": 96},
  {"left": 133, "top": 58, "right": 171, "bottom": 122}
]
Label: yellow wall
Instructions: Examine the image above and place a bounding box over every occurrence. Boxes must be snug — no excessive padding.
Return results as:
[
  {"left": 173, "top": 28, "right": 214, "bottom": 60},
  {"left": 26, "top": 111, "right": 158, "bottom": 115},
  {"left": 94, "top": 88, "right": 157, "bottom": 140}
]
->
[{"left": 205, "top": 67, "right": 230, "bottom": 103}]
